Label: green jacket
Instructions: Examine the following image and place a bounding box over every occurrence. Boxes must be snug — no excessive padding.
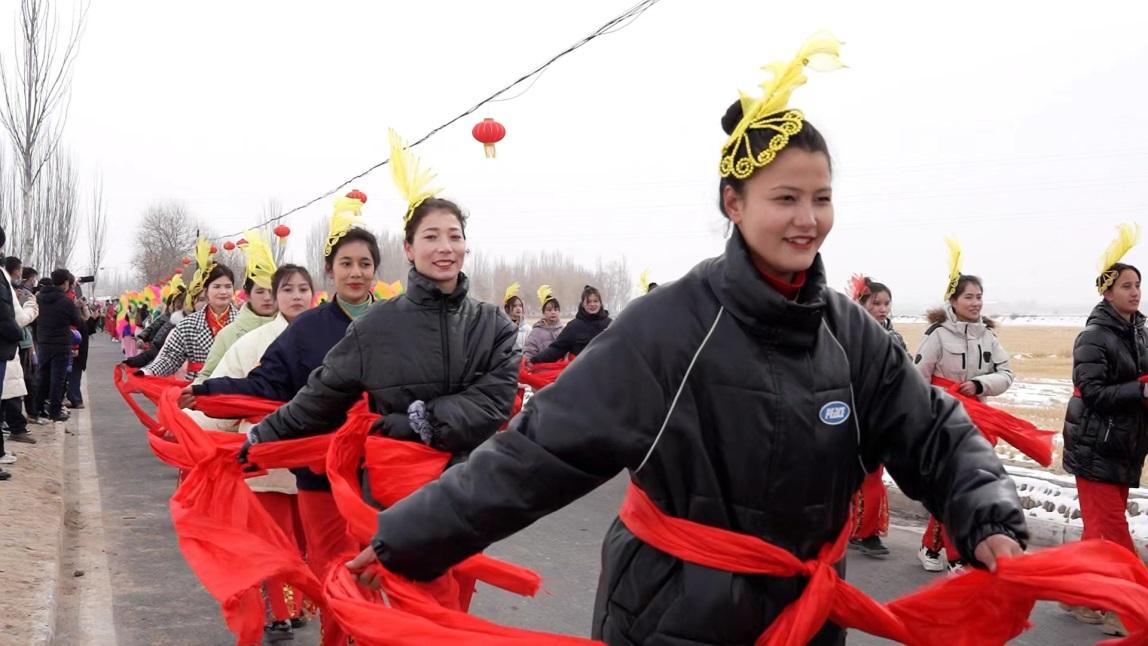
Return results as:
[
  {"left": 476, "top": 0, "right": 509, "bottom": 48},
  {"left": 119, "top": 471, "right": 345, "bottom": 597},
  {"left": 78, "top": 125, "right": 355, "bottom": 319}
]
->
[{"left": 196, "top": 303, "right": 276, "bottom": 382}]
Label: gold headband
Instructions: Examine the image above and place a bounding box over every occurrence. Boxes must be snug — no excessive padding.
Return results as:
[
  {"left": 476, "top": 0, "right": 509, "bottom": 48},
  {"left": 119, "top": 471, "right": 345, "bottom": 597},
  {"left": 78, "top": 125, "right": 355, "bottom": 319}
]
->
[
  {"left": 943, "top": 236, "right": 962, "bottom": 301},
  {"left": 324, "top": 196, "right": 365, "bottom": 258},
  {"left": 240, "top": 230, "right": 277, "bottom": 290},
  {"left": 185, "top": 237, "right": 217, "bottom": 310},
  {"left": 388, "top": 129, "right": 441, "bottom": 224},
  {"left": 720, "top": 31, "right": 844, "bottom": 180},
  {"left": 1097, "top": 223, "right": 1141, "bottom": 294}
]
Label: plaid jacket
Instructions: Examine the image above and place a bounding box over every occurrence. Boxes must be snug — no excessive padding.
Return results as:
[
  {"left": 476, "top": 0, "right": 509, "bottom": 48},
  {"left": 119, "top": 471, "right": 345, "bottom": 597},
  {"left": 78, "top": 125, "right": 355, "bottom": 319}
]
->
[{"left": 143, "top": 304, "right": 238, "bottom": 379}]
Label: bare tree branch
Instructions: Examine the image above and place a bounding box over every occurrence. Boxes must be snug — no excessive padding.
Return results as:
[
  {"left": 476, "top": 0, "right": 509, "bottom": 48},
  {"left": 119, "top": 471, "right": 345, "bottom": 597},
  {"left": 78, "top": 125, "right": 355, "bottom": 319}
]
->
[
  {"left": 131, "top": 203, "right": 199, "bottom": 284},
  {"left": 86, "top": 172, "right": 106, "bottom": 282}
]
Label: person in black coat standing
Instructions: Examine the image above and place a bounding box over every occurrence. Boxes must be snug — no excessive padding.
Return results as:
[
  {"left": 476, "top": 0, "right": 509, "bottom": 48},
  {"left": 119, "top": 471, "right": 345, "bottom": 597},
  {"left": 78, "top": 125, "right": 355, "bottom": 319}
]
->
[
  {"left": 530, "top": 285, "right": 611, "bottom": 364},
  {"left": 344, "top": 37, "right": 1027, "bottom": 646},
  {"left": 34, "top": 270, "right": 82, "bottom": 422},
  {"left": 0, "top": 227, "right": 25, "bottom": 480}
]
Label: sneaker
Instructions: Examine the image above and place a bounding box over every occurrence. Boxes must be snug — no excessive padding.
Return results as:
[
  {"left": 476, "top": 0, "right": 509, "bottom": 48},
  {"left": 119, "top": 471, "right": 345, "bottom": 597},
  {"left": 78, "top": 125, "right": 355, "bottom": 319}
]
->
[
  {"left": 0, "top": 452, "right": 15, "bottom": 464},
  {"left": 947, "top": 559, "right": 967, "bottom": 575},
  {"left": 8, "top": 433, "right": 36, "bottom": 444},
  {"left": 1058, "top": 603, "right": 1104, "bottom": 625},
  {"left": 264, "top": 620, "right": 294, "bottom": 643},
  {"left": 50, "top": 415, "right": 68, "bottom": 423},
  {"left": 1102, "top": 611, "right": 1128, "bottom": 636},
  {"left": 66, "top": 401, "right": 84, "bottom": 409},
  {"left": 0, "top": 469, "right": 10, "bottom": 481},
  {"left": 917, "top": 547, "right": 944, "bottom": 572},
  {"left": 31, "top": 417, "right": 49, "bottom": 426},
  {"left": 857, "top": 536, "right": 890, "bottom": 558},
  {"left": 290, "top": 617, "right": 308, "bottom": 630}
]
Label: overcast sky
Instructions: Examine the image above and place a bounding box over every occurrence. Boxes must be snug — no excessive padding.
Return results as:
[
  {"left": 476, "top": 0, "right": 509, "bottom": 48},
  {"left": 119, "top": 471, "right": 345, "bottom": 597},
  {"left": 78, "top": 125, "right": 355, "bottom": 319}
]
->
[{"left": 5, "top": 0, "right": 1147, "bottom": 313}]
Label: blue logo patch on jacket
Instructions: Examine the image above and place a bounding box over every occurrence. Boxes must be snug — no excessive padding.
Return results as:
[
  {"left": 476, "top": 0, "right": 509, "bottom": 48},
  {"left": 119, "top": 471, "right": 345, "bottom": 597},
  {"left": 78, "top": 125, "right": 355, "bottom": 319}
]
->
[{"left": 819, "top": 401, "right": 851, "bottom": 426}]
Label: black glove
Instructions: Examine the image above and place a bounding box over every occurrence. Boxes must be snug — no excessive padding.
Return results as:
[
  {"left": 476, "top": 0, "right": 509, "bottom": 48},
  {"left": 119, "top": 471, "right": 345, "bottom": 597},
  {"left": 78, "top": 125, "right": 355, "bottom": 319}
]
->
[
  {"left": 237, "top": 439, "right": 253, "bottom": 465},
  {"left": 382, "top": 413, "right": 418, "bottom": 442}
]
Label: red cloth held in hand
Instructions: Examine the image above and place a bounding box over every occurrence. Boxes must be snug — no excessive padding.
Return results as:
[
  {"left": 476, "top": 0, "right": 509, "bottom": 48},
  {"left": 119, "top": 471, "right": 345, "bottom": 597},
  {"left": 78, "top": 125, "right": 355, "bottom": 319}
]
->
[{"left": 931, "top": 376, "right": 1057, "bottom": 466}]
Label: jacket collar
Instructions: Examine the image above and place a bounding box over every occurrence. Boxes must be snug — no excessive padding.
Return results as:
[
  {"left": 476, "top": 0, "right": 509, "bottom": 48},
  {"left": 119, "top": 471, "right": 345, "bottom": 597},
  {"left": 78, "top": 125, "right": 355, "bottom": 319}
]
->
[
  {"left": 711, "top": 227, "right": 828, "bottom": 348},
  {"left": 1089, "top": 300, "right": 1146, "bottom": 335},
  {"left": 940, "top": 305, "right": 990, "bottom": 339},
  {"left": 404, "top": 268, "right": 470, "bottom": 309},
  {"left": 575, "top": 304, "right": 609, "bottom": 323}
]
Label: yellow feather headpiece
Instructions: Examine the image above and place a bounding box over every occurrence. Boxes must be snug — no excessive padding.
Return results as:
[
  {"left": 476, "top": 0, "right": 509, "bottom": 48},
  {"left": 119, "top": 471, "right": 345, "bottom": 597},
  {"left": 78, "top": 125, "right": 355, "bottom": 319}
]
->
[
  {"left": 943, "top": 235, "right": 962, "bottom": 301},
  {"left": 388, "top": 129, "right": 441, "bottom": 224},
  {"left": 720, "top": 31, "right": 844, "bottom": 180},
  {"left": 324, "top": 195, "right": 366, "bottom": 258},
  {"left": 1097, "top": 223, "right": 1141, "bottom": 294},
  {"left": 639, "top": 269, "right": 652, "bottom": 294},
  {"left": 239, "top": 230, "right": 277, "bottom": 290},
  {"left": 185, "top": 237, "right": 217, "bottom": 309},
  {"left": 503, "top": 282, "right": 521, "bottom": 305},
  {"left": 537, "top": 284, "right": 554, "bottom": 308}
]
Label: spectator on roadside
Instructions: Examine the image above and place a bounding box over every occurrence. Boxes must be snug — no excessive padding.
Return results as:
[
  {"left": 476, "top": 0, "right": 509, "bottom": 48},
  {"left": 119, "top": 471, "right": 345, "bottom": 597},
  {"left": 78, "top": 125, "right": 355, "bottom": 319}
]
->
[
  {"left": 0, "top": 229, "right": 28, "bottom": 480},
  {"left": 16, "top": 267, "right": 38, "bottom": 420},
  {"left": 34, "top": 269, "right": 82, "bottom": 423}
]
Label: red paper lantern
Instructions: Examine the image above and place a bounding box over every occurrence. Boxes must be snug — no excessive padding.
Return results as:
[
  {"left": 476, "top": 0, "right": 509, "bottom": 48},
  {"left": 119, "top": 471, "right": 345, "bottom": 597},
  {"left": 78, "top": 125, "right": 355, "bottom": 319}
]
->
[
  {"left": 223, "top": 241, "right": 236, "bottom": 251},
  {"left": 472, "top": 117, "right": 506, "bottom": 158},
  {"left": 237, "top": 238, "right": 248, "bottom": 246},
  {"left": 273, "top": 224, "right": 291, "bottom": 239},
  {"left": 182, "top": 257, "right": 192, "bottom": 266},
  {"left": 209, "top": 244, "right": 218, "bottom": 254},
  {"left": 346, "top": 189, "right": 368, "bottom": 203},
  {"left": 173, "top": 266, "right": 183, "bottom": 274}
]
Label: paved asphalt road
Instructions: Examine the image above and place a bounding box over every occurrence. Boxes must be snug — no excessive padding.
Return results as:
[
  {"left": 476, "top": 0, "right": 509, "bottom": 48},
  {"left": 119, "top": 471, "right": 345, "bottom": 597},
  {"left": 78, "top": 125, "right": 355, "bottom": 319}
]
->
[{"left": 82, "top": 337, "right": 1106, "bottom": 645}]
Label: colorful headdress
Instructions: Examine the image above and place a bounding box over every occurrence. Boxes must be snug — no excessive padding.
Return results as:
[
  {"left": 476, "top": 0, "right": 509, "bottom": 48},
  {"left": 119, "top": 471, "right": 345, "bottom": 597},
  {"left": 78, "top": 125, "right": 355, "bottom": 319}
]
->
[
  {"left": 720, "top": 31, "right": 844, "bottom": 179},
  {"left": 1096, "top": 223, "right": 1141, "bottom": 294},
  {"left": 847, "top": 274, "right": 870, "bottom": 302},
  {"left": 372, "top": 280, "right": 404, "bottom": 301},
  {"left": 388, "top": 129, "right": 441, "bottom": 224},
  {"left": 943, "top": 236, "right": 962, "bottom": 301},
  {"left": 185, "top": 237, "right": 217, "bottom": 309},
  {"left": 503, "top": 282, "right": 521, "bottom": 306},
  {"left": 239, "top": 230, "right": 277, "bottom": 290},
  {"left": 537, "top": 284, "right": 555, "bottom": 308},
  {"left": 324, "top": 192, "right": 367, "bottom": 258}
]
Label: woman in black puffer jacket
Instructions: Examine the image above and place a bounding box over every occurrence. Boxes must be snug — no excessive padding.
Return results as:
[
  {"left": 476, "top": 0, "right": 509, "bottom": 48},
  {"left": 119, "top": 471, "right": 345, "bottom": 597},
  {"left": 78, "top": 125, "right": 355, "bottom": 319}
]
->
[
  {"left": 1063, "top": 261, "right": 1148, "bottom": 556},
  {"left": 530, "top": 285, "right": 611, "bottom": 364}
]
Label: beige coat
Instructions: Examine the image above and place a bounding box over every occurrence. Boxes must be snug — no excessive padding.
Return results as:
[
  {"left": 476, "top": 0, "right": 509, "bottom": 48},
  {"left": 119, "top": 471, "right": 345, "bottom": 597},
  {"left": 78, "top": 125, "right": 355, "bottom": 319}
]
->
[
  {"left": 914, "top": 306, "right": 1014, "bottom": 399},
  {"left": 2, "top": 281, "right": 38, "bottom": 400}
]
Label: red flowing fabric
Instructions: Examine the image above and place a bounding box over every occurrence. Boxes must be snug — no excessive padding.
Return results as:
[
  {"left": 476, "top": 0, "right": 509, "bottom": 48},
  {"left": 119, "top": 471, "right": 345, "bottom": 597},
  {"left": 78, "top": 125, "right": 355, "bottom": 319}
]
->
[
  {"left": 519, "top": 358, "right": 570, "bottom": 392},
  {"left": 931, "top": 376, "right": 1057, "bottom": 467},
  {"left": 852, "top": 467, "right": 889, "bottom": 540},
  {"left": 619, "top": 481, "right": 1148, "bottom": 646}
]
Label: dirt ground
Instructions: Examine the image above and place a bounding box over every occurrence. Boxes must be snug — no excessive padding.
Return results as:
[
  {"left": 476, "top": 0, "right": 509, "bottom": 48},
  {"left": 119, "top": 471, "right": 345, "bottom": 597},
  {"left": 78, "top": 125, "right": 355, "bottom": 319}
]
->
[{"left": 0, "top": 421, "right": 66, "bottom": 646}]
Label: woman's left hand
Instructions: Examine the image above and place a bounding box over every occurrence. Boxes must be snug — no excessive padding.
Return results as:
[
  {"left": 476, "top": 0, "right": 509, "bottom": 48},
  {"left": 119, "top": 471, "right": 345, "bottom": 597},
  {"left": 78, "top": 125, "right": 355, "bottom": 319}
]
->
[
  {"left": 974, "top": 533, "right": 1024, "bottom": 572},
  {"left": 957, "top": 381, "right": 979, "bottom": 397}
]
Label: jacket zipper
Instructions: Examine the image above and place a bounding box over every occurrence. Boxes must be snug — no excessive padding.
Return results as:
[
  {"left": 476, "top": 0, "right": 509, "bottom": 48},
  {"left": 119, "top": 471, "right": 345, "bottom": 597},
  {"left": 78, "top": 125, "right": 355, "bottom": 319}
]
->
[
  {"left": 1104, "top": 418, "right": 1113, "bottom": 443},
  {"left": 440, "top": 299, "right": 450, "bottom": 392}
]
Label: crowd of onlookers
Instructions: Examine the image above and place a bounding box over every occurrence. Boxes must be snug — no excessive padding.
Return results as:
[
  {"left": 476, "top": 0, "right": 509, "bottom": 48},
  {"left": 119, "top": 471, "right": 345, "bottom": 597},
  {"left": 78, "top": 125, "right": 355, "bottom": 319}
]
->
[{"left": 0, "top": 226, "right": 102, "bottom": 482}]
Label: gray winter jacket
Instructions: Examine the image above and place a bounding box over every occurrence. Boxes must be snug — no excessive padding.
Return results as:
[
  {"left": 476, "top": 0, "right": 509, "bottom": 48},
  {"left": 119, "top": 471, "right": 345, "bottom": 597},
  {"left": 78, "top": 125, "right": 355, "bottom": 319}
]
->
[
  {"left": 523, "top": 321, "right": 564, "bottom": 360},
  {"left": 914, "top": 306, "right": 1014, "bottom": 398}
]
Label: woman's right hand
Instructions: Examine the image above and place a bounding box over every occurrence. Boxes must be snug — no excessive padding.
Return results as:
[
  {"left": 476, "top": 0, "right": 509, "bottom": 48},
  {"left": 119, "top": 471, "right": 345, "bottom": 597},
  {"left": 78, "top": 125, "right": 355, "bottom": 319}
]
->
[{"left": 178, "top": 386, "right": 196, "bottom": 409}]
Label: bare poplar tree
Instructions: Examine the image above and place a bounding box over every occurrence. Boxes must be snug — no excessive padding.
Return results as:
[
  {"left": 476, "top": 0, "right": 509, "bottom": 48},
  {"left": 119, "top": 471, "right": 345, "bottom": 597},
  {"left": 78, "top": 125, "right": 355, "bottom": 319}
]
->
[
  {"left": 305, "top": 217, "right": 329, "bottom": 292},
  {"left": 85, "top": 174, "right": 106, "bottom": 281},
  {"left": 131, "top": 203, "right": 198, "bottom": 284},
  {"left": 0, "top": 0, "right": 87, "bottom": 262},
  {"left": 31, "top": 146, "right": 77, "bottom": 271}
]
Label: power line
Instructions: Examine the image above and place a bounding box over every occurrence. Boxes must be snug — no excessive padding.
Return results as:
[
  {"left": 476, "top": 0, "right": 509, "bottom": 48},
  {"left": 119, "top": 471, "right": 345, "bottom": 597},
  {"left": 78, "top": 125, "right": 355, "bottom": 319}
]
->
[{"left": 215, "top": 0, "right": 663, "bottom": 241}]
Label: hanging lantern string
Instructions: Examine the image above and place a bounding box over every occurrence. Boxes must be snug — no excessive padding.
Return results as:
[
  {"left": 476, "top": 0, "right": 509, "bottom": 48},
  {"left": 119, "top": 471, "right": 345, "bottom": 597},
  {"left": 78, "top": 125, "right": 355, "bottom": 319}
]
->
[{"left": 210, "top": 0, "right": 661, "bottom": 242}]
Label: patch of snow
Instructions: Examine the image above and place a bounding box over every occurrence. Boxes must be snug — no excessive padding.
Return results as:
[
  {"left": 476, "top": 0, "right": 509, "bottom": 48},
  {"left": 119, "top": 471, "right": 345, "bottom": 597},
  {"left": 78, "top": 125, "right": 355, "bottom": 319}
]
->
[{"left": 993, "top": 378, "right": 1072, "bottom": 409}]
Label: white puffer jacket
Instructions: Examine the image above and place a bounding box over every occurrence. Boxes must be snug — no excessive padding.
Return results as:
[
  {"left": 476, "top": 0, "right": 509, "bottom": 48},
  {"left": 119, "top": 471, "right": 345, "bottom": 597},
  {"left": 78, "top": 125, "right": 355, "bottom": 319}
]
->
[
  {"left": 2, "top": 281, "right": 38, "bottom": 400},
  {"left": 914, "top": 306, "right": 1014, "bottom": 399},
  {"left": 188, "top": 314, "right": 295, "bottom": 494}
]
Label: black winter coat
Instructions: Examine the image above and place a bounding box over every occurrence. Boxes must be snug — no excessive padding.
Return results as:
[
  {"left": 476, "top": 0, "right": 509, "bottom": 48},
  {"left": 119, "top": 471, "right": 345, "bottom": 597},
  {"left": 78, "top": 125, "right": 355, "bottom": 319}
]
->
[
  {"left": 1063, "top": 301, "right": 1148, "bottom": 485},
  {"left": 531, "top": 305, "right": 612, "bottom": 364},
  {"left": 0, "top": 274, "right": 21, "bottom": 361},
  {"left": 35, "top": 285, "right": 81, "bottom": 347},
  {"left": 124, "top": 319, "right": 176, "bottom": 369},
  {"left": 369, "top": 231, "right": 1028, "bottom": 646},
  {"left": 252, "top": 269, "right": 520, "bottom": 458}
]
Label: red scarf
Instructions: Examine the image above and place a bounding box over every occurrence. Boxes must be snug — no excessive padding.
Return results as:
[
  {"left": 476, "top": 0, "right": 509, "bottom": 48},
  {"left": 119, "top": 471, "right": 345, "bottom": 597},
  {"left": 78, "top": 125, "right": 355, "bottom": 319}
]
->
[
  {"left": 206, "top": 307, "right": 231, "bottom": 337},
  {"left": 931, "top": 376, "right": 1057, "bottom": 466},
  {"left": 116, "top": 366, "right": 1148, "bottom": 645}
]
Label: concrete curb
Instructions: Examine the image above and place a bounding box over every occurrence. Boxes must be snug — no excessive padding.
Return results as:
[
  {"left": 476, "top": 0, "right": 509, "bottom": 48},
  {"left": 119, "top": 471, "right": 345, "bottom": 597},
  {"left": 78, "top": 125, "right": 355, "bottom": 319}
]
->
[{"left": 22, "top": 418, "right": 68, "bottom": 646}]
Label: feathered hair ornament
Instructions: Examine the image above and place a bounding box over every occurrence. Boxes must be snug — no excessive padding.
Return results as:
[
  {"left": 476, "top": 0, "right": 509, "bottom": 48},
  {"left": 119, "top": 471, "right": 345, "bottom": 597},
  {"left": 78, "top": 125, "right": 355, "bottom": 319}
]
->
[
  {"left": 388, "top": 129, "right": 441, "bottom": 225},
  {"left": 720, "top": 31, "right": 844, "bottom": 180},
  {"left": 372, "top": 280, "right": 403, "bottom": 301},
  {"left": 537, "top": 284, "right": 555, "bottom": 308},
  {"left": 1096, "top": 223, "right": 1141, "bottom": 294},
  {"left": 639, "top": 269, "right": 652, "bottom": 294},
  {"left": 503, "top": 282, "right": 521, "bottom": 305},
  {"left": 239, "top": 230, "right": 277, "bottom": 290},
  {"left": 847, "top": 274, "right": 870, "bottom": 302},
  {"left": 324, "top": 191, "right": 367, "bottom": 258},
  {"left": 943, "top": 236, "right": 963, "bottom": 301},
  {"left": 185, "top": 237, "right": 217, "bottom": 310}
]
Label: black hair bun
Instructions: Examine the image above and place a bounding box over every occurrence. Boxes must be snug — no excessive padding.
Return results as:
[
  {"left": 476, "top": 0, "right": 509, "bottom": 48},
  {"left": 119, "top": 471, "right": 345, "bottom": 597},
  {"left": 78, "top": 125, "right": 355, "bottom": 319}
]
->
[{"left": 721, "top": 100, "right": 743, "bottom": 136}]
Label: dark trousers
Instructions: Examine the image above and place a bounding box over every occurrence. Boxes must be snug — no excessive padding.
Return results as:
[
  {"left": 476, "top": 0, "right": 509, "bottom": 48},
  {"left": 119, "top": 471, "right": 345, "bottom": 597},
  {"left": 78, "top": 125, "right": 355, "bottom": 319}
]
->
[
  {"left": 35, "top": 344, "right": 69, "bottom": 419},
  {"left": 3, "top": 396, "right": 27, "bottom": 437},
  {"left": 20, "top": 347, "right": 36, "bottom": 418},
  {"left": 0, "top": 361, "right": 7, "bottom": 457},
  {"left": 66, "top": 367, "right": 82, "bottom": 406}
]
